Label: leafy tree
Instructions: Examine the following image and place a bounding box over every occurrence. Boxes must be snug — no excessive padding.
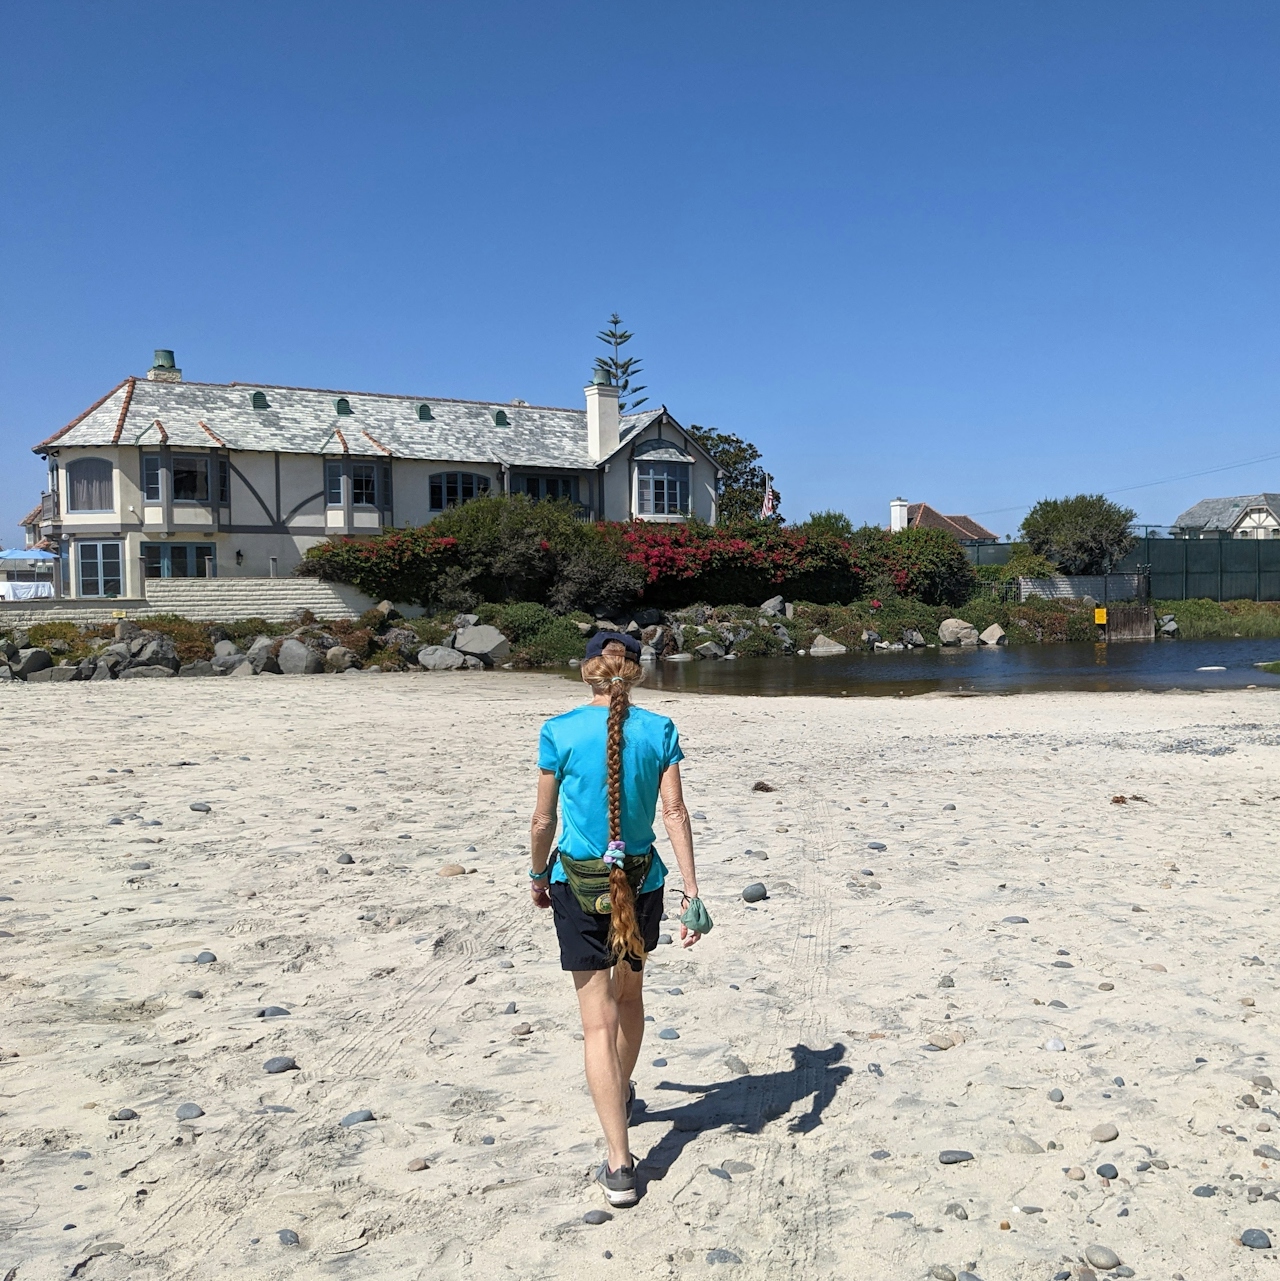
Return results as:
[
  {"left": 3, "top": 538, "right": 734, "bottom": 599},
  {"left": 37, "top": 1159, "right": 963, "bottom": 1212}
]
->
[
  {"left": 594, "top": 314, "right": 648, "bottom": 413},
  {"left": 685, "top": 424, "right": 781, "bottom": 524},
  {"left": 796, "top": 510, "right": 854, "bottom": 538},
  {"left": 1020, "top": 495, "right": 1137, "bottom": 575}
]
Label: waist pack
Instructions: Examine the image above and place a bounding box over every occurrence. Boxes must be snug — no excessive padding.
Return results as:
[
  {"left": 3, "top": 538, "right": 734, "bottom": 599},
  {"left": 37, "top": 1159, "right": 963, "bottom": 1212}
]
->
[{"left": 556, "top": 849, "right": 653, "bottom": 916}]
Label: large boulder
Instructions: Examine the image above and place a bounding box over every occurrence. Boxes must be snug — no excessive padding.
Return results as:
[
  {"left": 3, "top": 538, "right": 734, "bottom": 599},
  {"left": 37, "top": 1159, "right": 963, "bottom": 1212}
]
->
[
  {"left": 277, "top": 638, "right": 324, "bottom": 675},
  {"left": 12, "top": 649, "right": 53, "bottom": 680},
  {"left": 938, "top": 618, "right": 979, "bottom": 647},
  {"left": 453, "top": 625, "right": 510, "bottom": 664},
  {"left": 325, "top": 646, "right": 357, "bottom": 673},
  {"left": 212, "top": 653, "right": 248, "bottom": 675},
  {"left": 809, "top": 634, "right": 848, "bottom": 657},
  {"left": 1159, "top": 618, "right": 1178, "bottom": 637},
  {"left": 212, "top": 639, "right": 243, "bottom": 659},
  {"left": 89, "top": 661, "right": 115, "bottom": 681},
  {"left": 902, "top": 628, "right": 926, "bottom": 648},
  {"left": 418, "top": 645, "right": 466, "bottom": 671},
  {"left": 0, "top": 638, "right": 17, "bottom": 661},
  {"left": 759, "top": 595, "right": 785, "bottom": 617},
  {"left": 381, "top": 627, "right": 420, "bottom": 657},
  {"left": 49, "top": 666, "right": 78, "bottom": 683},
  {"left": 114, "top": 620, "right": 141, "bottom": 642},
  {"left": 179, "top": 660, "right": 216, "bottom": 678},
  {"left": 120, "top": 665, "right": 177, "bottom": 679},
  {"left": 979, "top": 623, "right": 1007, "bottom": 646},
  {"left": 693, "top": 640, "right": 725, "bottom": 660},
  {"left": 134, "top": 637, "right": 180, "bottom": 672},
  {"left": 245, "top": 635, "right": 281, "bottom": 674},
  {"left": 0, "top": 665, "right": 12, "bottom": 681},
  {"left": 26, "top": 668, "right": 56, "bottom": 683}
]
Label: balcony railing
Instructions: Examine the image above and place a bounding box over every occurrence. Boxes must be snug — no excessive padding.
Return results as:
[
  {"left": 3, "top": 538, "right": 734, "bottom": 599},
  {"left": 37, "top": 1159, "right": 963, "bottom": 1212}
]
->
[{"left": 40, "top": 492, "right": 58, "bottom": 522}]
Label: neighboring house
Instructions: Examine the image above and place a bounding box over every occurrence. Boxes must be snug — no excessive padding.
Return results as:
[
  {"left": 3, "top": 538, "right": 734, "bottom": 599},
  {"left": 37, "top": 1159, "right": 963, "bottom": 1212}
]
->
[
  {"left": 1173, "top": 494, "right": 1280, "bottom": 539},
  {"left": 28, "top": 350, "right": 722, "bottom": 600},
  {"left": 888, "top": 498, "right": 998, "bottom": 545}
]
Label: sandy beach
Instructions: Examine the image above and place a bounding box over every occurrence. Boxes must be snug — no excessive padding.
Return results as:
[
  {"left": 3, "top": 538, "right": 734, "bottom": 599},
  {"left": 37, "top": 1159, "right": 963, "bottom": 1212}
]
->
[{"left": 1, "top": 674, "right": 1279, "bottom": 1280}]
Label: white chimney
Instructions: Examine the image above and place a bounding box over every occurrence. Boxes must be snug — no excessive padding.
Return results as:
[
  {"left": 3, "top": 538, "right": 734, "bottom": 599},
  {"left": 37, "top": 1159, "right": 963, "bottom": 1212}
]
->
[
  {"left": 890, "top": 497, "right": 909, "bottom": 532},
  {"left": 585, "top": 371, "right": 620, "bottom": 462}
]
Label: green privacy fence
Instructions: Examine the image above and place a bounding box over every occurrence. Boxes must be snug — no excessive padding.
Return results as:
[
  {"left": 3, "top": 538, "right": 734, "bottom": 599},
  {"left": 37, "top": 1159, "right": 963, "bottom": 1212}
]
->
[{"left": 1118, "top": 536, "right": 1280, "bottom": 601}]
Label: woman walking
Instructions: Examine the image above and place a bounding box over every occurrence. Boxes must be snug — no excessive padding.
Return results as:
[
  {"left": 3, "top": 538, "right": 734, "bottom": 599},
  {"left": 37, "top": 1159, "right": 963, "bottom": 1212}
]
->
[{"left": 529, "top": 630, "right": 703, "bottom": 1207}]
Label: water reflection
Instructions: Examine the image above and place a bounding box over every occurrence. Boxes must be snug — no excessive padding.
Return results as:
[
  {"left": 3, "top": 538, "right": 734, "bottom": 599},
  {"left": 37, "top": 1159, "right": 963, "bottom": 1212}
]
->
[{"left": 608, "top": 639, "right": 1280, "bottom": 697}]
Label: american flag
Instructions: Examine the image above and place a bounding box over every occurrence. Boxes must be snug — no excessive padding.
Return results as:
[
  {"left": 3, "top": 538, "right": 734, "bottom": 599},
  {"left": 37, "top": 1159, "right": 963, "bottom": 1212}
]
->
[{"left": 760, "top": 477, "right": 776, "bottom": 520}]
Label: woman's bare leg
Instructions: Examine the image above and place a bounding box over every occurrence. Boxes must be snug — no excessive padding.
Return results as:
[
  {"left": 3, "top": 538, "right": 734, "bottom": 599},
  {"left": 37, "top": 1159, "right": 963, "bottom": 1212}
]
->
[
  {"left": 573, "top": 965, "right": 645, "bottom": 1170},
  {"left": 613, "top": 961, "right": 646, "bottom": 1085}
]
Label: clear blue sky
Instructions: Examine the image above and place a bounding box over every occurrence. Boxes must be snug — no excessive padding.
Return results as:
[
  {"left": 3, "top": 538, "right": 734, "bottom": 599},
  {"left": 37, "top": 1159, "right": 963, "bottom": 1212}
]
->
[{"left": 2, "top": 1, "right": 1277, "bottom": 543}]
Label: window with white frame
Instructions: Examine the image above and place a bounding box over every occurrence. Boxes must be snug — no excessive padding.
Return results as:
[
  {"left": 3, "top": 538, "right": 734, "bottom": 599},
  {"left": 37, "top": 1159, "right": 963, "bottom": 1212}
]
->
[
  {"left": 78, "top": 541, "right": 123, "bottom": 597},
  {"left": 636, "top": 462, "right": 690, "bottom": 516},
  {"left": 325, "top": 459, "right": 344, "bottom": 506},
  {"left": 67, "top": 458, "right": 114, "bottom": 512},
  {"left": 142, "top": 455, "right": 161, "bottom": 502},
  {"left": 352, "top": 462, "right": 377, "bottom": 506}
]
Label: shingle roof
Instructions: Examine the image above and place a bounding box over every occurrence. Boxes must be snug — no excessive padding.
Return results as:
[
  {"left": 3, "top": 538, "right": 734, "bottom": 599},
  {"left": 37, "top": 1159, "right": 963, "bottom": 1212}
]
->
[
  {"left": 907, "top": 502, "right": 997, "bottom": 542},
  {"left": 18, "top": 505, "right": 41, "bottom": 527},
  {"left": 34, "top": 378, "right": 665, "bottom": 469},
  {"left": 1174, "top": 494, "right": 1280, "bottom": 530}
]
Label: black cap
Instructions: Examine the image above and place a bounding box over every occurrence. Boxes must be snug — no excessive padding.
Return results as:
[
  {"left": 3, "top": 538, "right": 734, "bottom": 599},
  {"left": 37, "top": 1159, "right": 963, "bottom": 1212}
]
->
[{"left": 585, "top": 629, "right": 641, "bottom": 661}]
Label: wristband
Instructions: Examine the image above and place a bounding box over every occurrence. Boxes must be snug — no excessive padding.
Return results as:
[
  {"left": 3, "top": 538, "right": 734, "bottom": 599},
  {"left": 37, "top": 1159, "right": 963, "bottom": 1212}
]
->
[{"left": 528, "top": 867, "right": 550, "bottom": 880}]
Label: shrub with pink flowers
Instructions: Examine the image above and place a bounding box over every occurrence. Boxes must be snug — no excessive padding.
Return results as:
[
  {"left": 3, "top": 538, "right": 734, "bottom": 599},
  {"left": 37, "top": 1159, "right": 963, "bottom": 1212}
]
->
[{"left": 299, "top": 496, "right": 975, "bottom": 610}]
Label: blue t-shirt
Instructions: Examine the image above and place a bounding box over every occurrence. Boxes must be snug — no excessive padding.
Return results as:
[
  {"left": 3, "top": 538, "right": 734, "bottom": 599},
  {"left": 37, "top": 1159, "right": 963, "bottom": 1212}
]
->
[{"left": 538, "top": 704, "right": 684, "bottom": 895}]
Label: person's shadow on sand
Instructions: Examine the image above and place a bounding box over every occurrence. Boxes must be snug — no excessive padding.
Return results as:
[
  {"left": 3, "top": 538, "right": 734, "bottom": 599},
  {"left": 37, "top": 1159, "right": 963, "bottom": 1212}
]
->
[{"left": 635, "top": 1042, "right": 851, "bottom": 1183}]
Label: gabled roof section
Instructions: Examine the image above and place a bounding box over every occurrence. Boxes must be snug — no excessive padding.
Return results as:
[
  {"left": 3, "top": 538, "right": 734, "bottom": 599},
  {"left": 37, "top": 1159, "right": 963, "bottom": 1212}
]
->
[
  {"left": 1174, "top": 494, "right": 1280, "bottom": 530},
  {"left": 33, "top": 378, "right": 600, "bottom": 468},
  {"left": 19, "top": 504, "right": 41, "bottom": 528},
  {"left": 907, "top": 502, "right": 997, "bottom": 542}
]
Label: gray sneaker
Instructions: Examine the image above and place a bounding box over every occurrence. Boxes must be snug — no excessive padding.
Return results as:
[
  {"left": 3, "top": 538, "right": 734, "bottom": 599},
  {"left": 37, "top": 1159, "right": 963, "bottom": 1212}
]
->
[{"left": 596, "top": 1158, "right": 638, "bottom": 1207}]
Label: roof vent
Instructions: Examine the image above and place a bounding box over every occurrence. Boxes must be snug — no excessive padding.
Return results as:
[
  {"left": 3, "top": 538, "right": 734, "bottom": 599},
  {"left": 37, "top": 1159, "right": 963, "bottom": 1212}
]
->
[
  {"left": 591, "top": 368, "right": 612, "bottom": 387},
  {"left": 493, "top": 408, "right": 509, "bottom": 427},
  {"left": 147, "top": 348, "right": 182, "bottom": 383},
  {"left": 335, "top": 397, "right": 353, "bottom": 416},
  {"left": 251, "top": 390, "right": 270, "bottom": 410},
  {"left": 417, "top": 403, "right": 433, "bottom": 421},
  {"left": 510, "top": 398, "right": 529, "bottom": 406}
]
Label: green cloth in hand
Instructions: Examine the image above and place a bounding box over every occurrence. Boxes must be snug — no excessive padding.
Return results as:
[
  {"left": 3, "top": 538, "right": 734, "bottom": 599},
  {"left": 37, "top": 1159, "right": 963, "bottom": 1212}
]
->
[{"left": 680, "top": 896, "right": 713, "bottom": 935}]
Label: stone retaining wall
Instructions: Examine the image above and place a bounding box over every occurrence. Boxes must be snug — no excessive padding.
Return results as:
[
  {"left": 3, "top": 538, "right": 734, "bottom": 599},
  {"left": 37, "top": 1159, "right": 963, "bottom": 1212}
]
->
[{"left": 0, "top": 578, "right": 419, "bottom": 627}]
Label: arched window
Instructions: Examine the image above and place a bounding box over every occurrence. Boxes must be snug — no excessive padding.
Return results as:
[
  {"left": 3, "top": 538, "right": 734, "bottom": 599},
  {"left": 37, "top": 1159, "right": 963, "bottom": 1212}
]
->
[
  {"left": 67, "top": 457, "right": 114, "bottom": 512},
  {"left": 493, "top": 409, "right": 509, "bottom": 427},
  {"left": 417, "top": 403, "right": 434, "bottom": 421},
  {"left": 335, "top": 397, "right": 353, "bottom": 416},
  {"left": 251, "top": 390, "right": 270, "bottom": 410},
  {"left": 429, "top": 472, "right": 491, "bottom": 511}
]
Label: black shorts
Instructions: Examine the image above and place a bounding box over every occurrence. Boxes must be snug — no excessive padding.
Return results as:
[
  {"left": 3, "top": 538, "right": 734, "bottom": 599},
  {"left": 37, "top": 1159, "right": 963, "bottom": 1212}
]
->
[{"left": 550, "top": 880, "right": 665, "bottom": 972}]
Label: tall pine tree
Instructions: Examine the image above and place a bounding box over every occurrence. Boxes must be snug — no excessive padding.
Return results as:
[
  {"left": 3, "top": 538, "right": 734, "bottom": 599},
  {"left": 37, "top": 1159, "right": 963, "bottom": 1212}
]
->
[{"left": 594, "top": 314, "right": 648, "bottom": 413}]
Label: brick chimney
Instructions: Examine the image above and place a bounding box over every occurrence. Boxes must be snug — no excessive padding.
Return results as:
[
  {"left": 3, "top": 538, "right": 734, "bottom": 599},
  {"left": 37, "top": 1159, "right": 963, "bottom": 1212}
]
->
[
  {"left": 890, "top": 497, "right": 909, "bottom": 532},
  {"left": 147, "top": 349, "right": 182, "bottom": 383},
  {"left": 585, "top": 369, "right": 620, "bottom": 462}
]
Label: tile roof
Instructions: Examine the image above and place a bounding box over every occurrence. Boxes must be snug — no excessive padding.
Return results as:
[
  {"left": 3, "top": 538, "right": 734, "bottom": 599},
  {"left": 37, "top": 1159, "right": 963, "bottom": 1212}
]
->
[
  {"left": 1174, "top": 494, "right": 1280, "bottom": 530},
  {"left": 907, "top": 502, "right": 997, "bottom": 542},
  {"left": 34, "top": 379, "right": 665, "bottom": 469}
]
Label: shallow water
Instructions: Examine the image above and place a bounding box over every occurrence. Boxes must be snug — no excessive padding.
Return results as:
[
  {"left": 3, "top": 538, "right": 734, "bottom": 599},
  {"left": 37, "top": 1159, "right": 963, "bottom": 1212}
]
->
[{"left": 626, "top": 638, "right": 1280, "bottom": 697}]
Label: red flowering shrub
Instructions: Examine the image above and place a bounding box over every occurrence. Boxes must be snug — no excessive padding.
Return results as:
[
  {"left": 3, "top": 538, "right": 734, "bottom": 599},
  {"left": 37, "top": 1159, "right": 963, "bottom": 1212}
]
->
[{"left": 299, "top": 502, "right": 975, "bottom": 610}]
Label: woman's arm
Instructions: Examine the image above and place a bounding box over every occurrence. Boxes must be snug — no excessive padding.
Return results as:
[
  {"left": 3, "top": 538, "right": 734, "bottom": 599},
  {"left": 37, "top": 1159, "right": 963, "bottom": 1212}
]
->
[
  {"left": 659, "top": 762, "right": 701, "bottom": 946},
  {"left": 528, "top": 768, "right": 559, "bottom": 909}
]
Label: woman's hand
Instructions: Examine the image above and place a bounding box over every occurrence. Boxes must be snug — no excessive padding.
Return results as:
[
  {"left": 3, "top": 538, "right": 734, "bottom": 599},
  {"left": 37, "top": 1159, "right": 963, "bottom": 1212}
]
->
[
  {"left": 530, "top": 879, "right": 551, "bottom": 910},
  {"left": 679, "top": 883, "right": 700, "bottom": 947}
]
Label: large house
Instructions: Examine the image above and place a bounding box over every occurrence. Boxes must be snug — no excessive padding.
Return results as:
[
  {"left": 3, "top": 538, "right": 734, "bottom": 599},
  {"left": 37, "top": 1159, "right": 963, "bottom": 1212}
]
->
[
  {"left": 28, "top": 350, "right": 721, "bottom": 600},
  {"left": 1173, "top": 494, "right": 1280, "bottom": 539}
]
